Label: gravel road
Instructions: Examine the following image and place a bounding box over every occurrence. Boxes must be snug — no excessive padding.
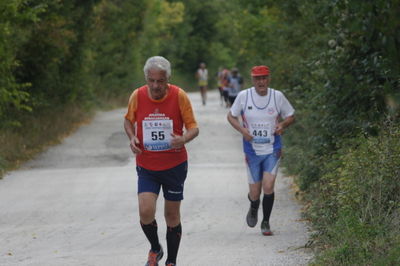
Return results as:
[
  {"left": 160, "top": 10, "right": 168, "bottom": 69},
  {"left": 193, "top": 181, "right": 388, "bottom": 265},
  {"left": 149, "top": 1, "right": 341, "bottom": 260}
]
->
[{"left": 0, "top": 90, "right": 312, "bottom": 266}]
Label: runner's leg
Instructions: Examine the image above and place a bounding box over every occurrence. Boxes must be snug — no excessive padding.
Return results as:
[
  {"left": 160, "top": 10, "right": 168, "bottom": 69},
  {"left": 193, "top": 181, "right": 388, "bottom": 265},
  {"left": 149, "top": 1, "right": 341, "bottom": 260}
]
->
[
  {"left": 165, "top": 200, "right": 182, "bottom": 264},
  {"left": 218, "top": 87, "right": 224, "bottom": 105},
  {"left": 139, "top": 192, "right": 161, "bottom": 252},
  {"left": 262, "top": 172, "right": 276, "bottom": 195},
  {"left": 204, "top": 85, "right": 207, "bottom": 104},
  {"left": 262, "top": 172, "right": 276, "bottom": 222},
  {"left": 260, "top": 149, "right": 280, "bottom": 222},
  {"left": 248, "top": 182, "right": 262, "bottom": 202},
  {"left": 200, "top": 86, "right": 207, "bottom": 105}
]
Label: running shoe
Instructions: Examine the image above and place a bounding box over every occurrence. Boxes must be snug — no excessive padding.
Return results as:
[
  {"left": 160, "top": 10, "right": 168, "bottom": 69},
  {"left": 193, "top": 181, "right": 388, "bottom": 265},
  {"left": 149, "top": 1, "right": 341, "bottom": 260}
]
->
[
  {"left": 261, "top": 220, "right": 273, "bottom": 236},
  {"left": 246, "top": 204, "right": 258, "bottom": 227},
  {"left": 145, "top": 245, "right": 163, "bottom": 266}
]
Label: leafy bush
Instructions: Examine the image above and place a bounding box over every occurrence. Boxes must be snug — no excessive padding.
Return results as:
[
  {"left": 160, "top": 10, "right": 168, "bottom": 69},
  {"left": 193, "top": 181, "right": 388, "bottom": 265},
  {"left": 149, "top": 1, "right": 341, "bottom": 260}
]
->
[
  {"left": 307, "top": 120, "right": 400, "bottom": 265},
  {"left": 0, "top": 1, "right": 44, "bottom": 126}
]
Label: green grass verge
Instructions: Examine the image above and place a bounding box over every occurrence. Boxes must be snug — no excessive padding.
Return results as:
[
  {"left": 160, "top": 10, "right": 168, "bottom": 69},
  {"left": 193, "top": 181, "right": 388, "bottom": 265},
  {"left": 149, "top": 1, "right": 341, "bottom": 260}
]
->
[{"left": 298, "top": 120, "right": 400, "bottom": 265}]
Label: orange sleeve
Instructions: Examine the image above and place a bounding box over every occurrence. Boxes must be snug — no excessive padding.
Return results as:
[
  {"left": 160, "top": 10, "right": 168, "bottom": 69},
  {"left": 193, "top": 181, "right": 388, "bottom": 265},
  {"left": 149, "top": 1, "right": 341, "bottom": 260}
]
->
[
  {"left": 124, "top": 89, "right": 138, "bottom": 123},
  {"left": 178, "top": 89, "right": 198, "bottom": 129}
]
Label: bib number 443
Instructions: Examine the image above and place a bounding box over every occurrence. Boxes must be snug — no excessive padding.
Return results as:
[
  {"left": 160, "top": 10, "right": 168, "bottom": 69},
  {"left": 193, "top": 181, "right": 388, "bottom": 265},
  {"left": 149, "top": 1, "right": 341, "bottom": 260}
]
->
[{"left": 252, "top": 129, "right": 268, "bottom": 137}]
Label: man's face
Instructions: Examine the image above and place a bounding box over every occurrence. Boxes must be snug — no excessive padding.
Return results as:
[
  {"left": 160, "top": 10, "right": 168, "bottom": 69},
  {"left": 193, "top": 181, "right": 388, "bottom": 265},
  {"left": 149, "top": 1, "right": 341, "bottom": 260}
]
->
[
  {"left": 146, "top": 68, "right": 169, "bottom": 100},
  {"left": 252, "top": 75, "right": 270, "bottom": 96}
]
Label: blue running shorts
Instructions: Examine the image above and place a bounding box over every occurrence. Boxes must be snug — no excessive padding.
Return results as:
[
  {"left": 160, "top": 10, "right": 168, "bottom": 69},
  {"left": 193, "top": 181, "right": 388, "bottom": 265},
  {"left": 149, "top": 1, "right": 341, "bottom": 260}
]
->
[
  {"left": 245, "top": 150, "right": 281, "bottom": 184},
  {"left": 136, "top": 161, "right": 188, "bottom": 201}
]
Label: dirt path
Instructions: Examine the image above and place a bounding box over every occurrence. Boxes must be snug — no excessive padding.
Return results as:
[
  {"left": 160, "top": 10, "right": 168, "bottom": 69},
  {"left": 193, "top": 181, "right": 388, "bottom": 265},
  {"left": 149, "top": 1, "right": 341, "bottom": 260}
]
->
[{"left": 0, "top": 90, "right": 312, "bottom": 265}]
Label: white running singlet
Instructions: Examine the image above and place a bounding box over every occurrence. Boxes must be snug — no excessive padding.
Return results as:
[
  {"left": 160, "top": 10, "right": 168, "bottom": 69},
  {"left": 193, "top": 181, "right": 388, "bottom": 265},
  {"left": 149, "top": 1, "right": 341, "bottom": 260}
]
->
[{"left": 230, "top": 87, "right": 295, "bottom": 155}]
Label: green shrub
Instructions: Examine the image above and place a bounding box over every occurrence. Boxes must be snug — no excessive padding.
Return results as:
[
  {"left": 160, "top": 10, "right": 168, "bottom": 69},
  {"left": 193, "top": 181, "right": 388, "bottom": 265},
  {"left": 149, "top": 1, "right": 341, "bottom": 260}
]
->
[{"left": 308, "top": 120, "right": 400, "bottom": 265}]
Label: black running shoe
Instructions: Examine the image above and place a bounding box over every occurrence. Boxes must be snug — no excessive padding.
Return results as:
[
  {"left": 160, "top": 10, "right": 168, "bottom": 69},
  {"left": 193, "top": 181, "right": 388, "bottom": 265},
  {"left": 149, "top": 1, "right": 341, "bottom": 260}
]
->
[
  {"left": 261, "top": 220, "right": 273, "bottom": 236},
  {"left": 246, "top": 205, "right": 258, "bottom": 227}
]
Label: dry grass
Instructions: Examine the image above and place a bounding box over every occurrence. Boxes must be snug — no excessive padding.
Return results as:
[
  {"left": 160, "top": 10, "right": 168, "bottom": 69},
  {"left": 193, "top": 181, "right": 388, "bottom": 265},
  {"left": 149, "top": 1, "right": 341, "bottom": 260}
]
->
[{"left": 0, "top": 104, "right": 94, "bottom": 178}]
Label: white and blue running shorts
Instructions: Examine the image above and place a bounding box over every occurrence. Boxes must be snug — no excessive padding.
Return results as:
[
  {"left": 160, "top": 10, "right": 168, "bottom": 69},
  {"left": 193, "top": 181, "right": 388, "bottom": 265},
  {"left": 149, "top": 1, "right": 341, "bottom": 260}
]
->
[{"left": 245, "top": 150, "right": 281, "bottom": 184}]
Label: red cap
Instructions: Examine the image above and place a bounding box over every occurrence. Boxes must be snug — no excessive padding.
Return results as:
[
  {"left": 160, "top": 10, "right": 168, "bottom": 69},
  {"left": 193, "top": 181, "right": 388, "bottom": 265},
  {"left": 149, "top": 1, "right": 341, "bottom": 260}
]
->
[{"left": 251, "top": 65, "right": 270, "bottom": 76}]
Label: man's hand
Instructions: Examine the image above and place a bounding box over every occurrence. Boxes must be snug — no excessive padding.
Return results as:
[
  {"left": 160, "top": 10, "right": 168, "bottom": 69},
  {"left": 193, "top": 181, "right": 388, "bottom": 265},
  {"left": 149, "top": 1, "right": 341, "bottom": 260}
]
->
[
  {"left": 170, "top": 133, "right": 185, "bottom": 149},
  {"left": 130, "top": 136, "right": 142, "bottom": 155},
  {"left": 275, "top": 123, "right": 285, "bottom": 135},
  {"left": 275, "top": 115, "right": 295, "bottom": 135},
  {"left": 241, "top": 128, "right": 253, "bottom": 142},
  {"left": 228, "top": 112, "right": 253, "bottom": 142}
]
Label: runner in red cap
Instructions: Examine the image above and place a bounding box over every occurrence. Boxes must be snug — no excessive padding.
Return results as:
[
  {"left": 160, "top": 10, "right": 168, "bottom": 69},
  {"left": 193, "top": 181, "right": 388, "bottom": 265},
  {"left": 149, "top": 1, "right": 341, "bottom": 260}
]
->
[{"left": 227, "top": 65, "right": 295, "bottom": 236}]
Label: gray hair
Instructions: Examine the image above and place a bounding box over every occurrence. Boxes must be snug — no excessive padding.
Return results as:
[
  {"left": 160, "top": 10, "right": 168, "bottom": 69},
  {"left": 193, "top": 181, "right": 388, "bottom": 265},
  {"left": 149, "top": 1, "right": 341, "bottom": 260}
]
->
[{"left": 143, "top": 56, "right": 171, "bottom": 80}]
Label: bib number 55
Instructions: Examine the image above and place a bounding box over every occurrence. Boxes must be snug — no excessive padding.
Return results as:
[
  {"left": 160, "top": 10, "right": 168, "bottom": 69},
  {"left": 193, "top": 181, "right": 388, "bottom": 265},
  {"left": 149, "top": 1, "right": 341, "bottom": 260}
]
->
[{"left": 151, "top": 131, "right": 165, "bottom": 141}]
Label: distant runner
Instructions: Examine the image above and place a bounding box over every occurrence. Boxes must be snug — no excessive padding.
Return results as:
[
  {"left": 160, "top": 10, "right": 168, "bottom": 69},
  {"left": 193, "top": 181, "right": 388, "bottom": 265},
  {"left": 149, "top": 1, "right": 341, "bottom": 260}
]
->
[
  {"left": 227, "top": 67, "right": 243, "bottom": 106},
  {"left": 221, "top": 69, "right": 231, "bottom": 108},
  {"left": 217, "top": 67, "right": 225, "bottom": 106},
  {"left": 196, "top": 62, "right": 208, "bottom": 106},
  {"left": 227, "top": 65, "right": 295, "bottom": 235},
  {"left": 124, "top": 56, "right": 199, "bottom": 266}
]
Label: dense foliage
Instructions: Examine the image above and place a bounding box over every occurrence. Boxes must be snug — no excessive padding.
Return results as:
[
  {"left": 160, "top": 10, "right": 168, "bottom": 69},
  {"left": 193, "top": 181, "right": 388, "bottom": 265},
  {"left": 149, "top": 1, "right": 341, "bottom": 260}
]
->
[
  {"left": 0, "top": 0, "right": 148, "bottom": 127},
  {"left": 1, "top": 0, "right": 399, "bottom": 264},
  {"left": 307, "top": 121, "right": 400, "bottom": 265}
]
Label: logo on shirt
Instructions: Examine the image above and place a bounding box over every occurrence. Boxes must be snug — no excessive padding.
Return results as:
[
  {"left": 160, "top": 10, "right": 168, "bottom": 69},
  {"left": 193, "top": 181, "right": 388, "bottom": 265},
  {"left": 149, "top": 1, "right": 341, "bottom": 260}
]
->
[
  {"left": 248, "top": 106, "right": 253, "bottom": 110},
  {"left": 267, "top": 107, "right": 275, "bottom": 115}
]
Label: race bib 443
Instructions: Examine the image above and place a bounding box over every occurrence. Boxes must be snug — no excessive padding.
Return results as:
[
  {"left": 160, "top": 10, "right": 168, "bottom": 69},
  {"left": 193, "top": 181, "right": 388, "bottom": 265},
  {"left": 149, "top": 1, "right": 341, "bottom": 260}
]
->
[{"left": 250, "top": 123, "right": 272, "bottom": 144}]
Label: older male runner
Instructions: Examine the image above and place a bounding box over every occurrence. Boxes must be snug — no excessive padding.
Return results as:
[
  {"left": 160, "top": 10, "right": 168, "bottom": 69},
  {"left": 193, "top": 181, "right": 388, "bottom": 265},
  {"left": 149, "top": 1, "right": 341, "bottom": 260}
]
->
[
  {"left": 124, "top": 56, "right": 199, "bottom": 265},
  {"left": 227, "top": 65, "right": 295, "bottom": 235}
]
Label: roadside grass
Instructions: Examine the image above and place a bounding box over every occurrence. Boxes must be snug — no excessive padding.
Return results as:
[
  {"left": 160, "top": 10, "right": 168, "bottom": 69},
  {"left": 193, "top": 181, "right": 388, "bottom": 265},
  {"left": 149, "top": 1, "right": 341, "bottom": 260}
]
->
[
  {"left": 310, "top": 212, "right": 400, "bottom": 265},
  {"left": 301, "top": 121, "right": 400, "bottom": 265},
  {"left": 0, "top": 104, "right": 95, "bottom": 178}
]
